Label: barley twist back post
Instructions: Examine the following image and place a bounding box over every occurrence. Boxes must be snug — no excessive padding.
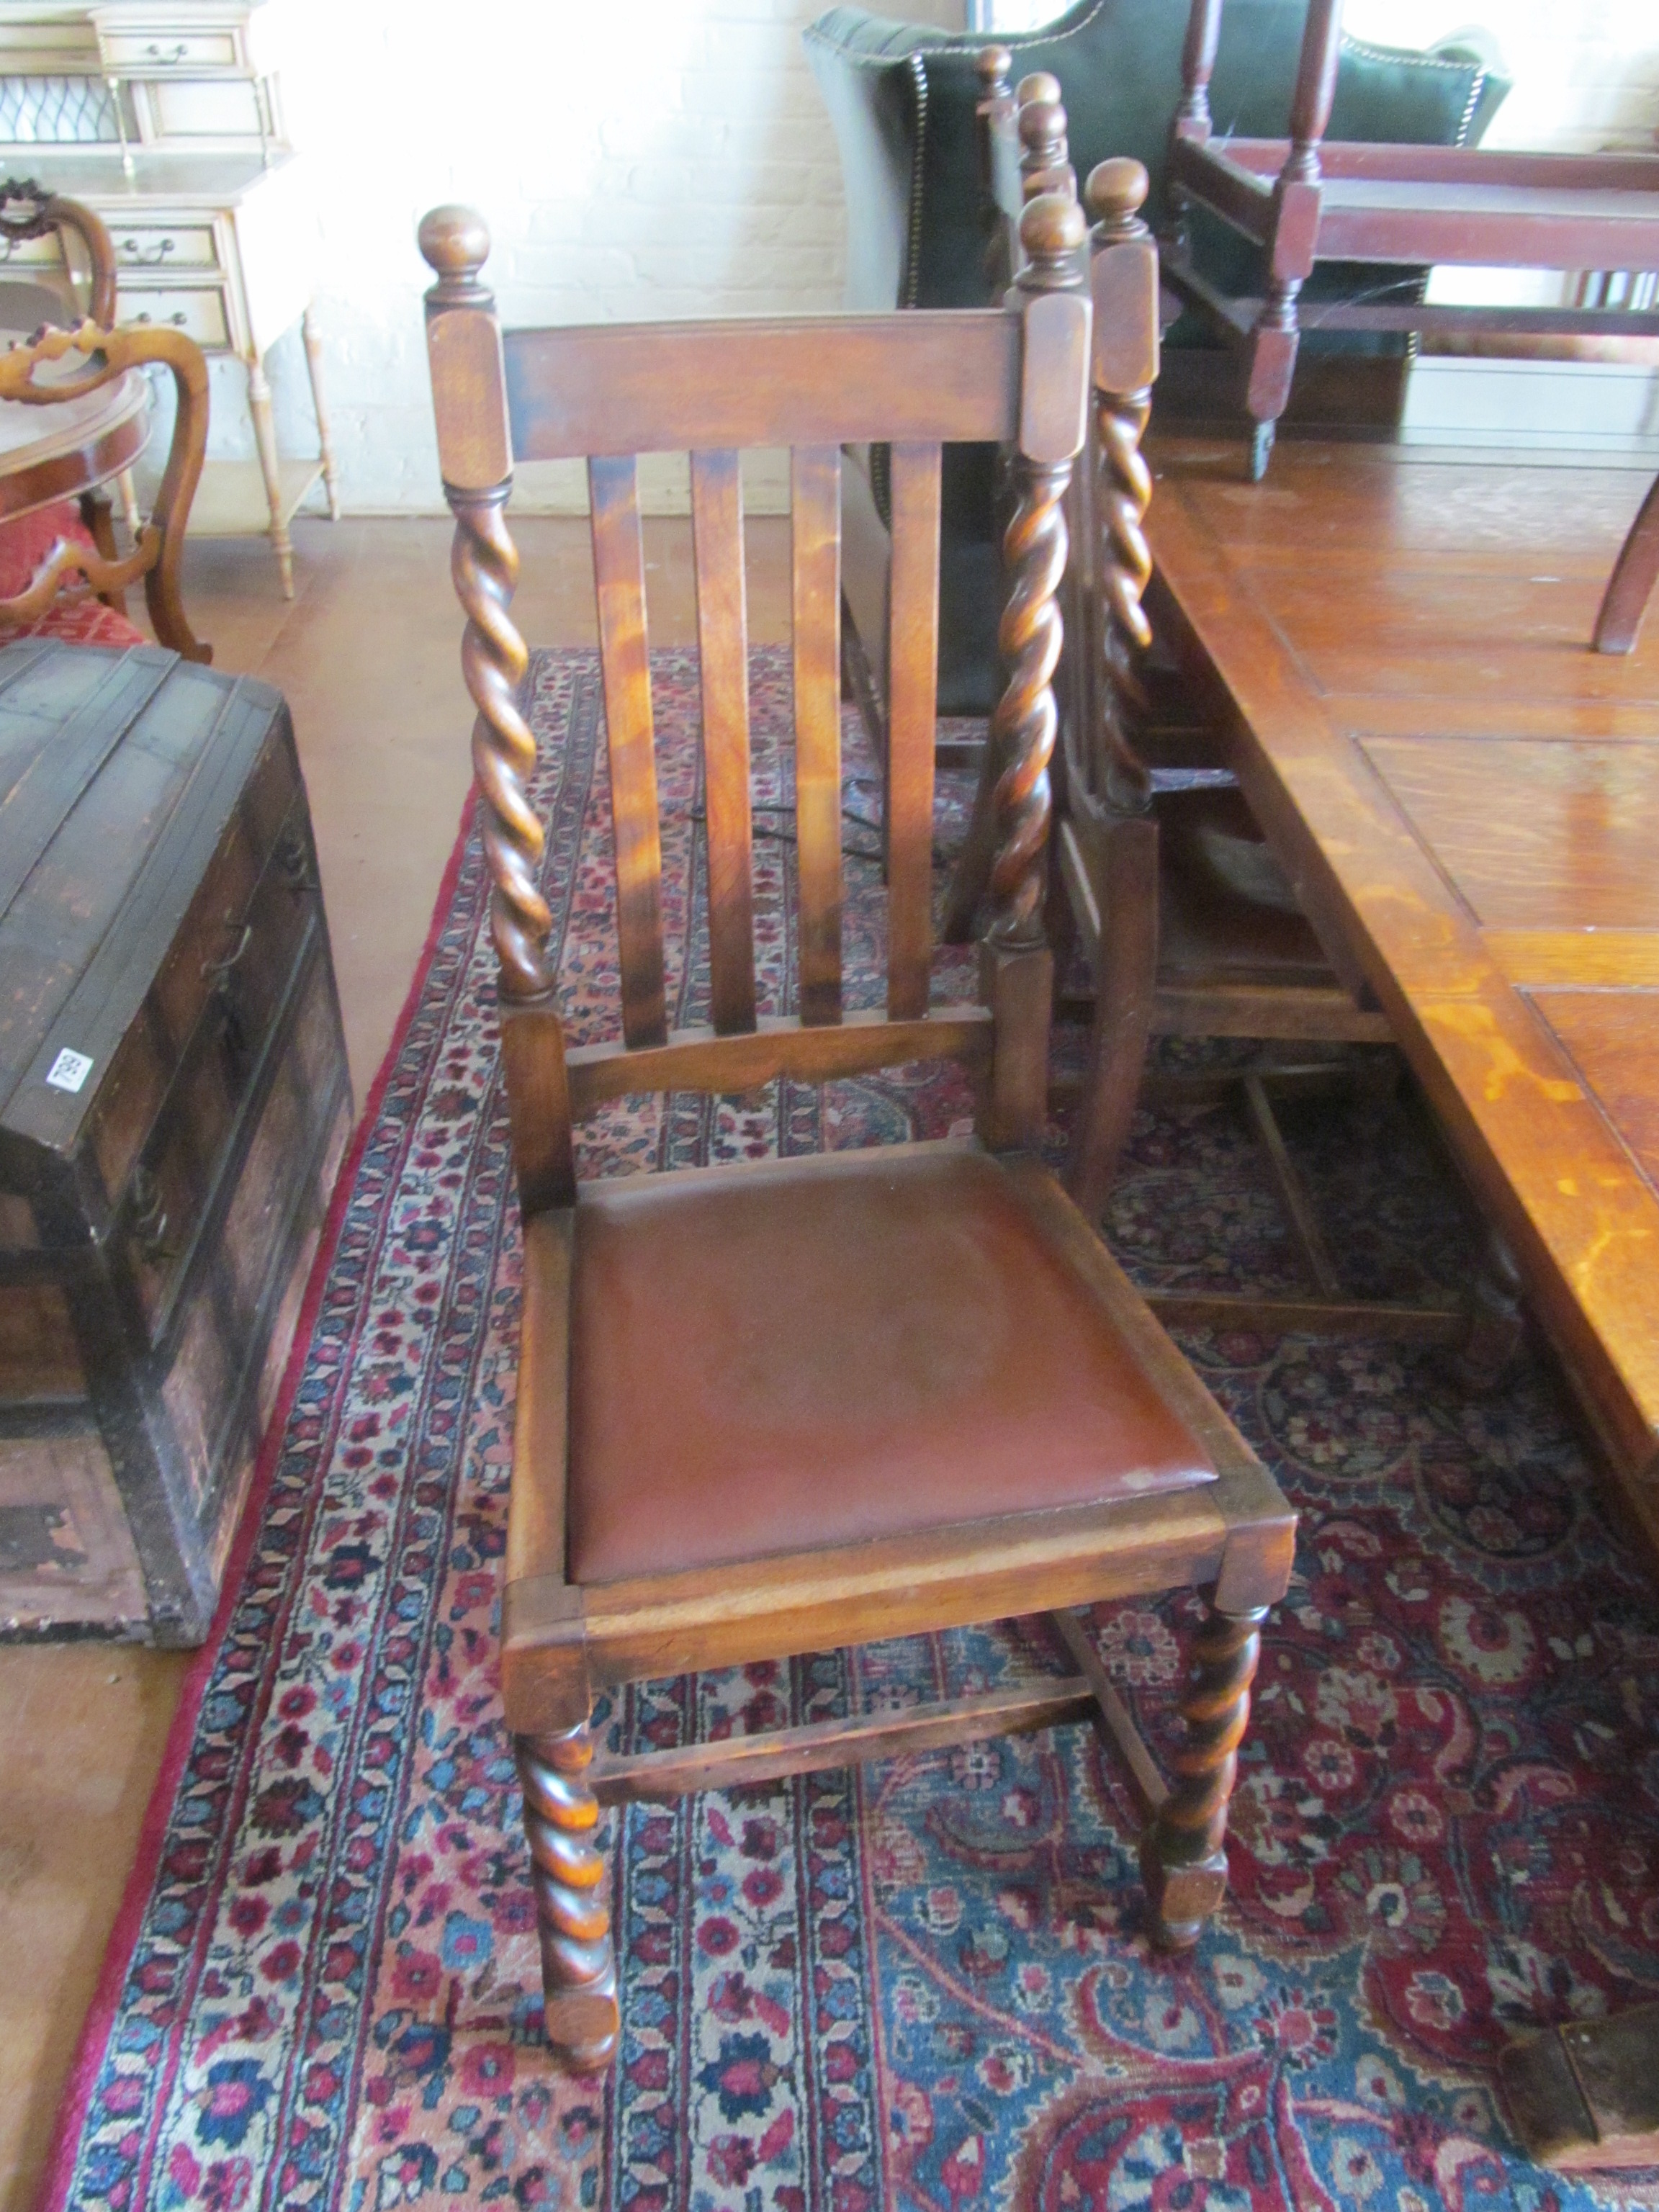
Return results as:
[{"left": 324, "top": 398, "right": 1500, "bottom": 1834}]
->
[
  {"left": 421, "top": 207, "right": 576, "bottom": 1212},
  {"left": 1141, "top": 1601, "right": 1268, "bottom": 1948},
  {"left": 1086, "top": 158, "right": 1157, "bottom": 815},
  {"left": 976, "top": 45, "right": 1017, "bottom": 291},
  {"left": 979, "top": 191, "right": 1089, "bottom": 1149},
  {"left": 975, "top": 44, "right": 1014, "bottom": 191},
  {"left": 517, "top": 1726, "right": 620, "bottom": 2069},
  {"left": 420, "top": 207, "right": 553, "bottom": 1006},
  {"left": 1061, "top": 158, "right": 1164, "bottom": 1220},
  {"left": 1015, "top": 76, "right": 1074, "bottom": 205}
]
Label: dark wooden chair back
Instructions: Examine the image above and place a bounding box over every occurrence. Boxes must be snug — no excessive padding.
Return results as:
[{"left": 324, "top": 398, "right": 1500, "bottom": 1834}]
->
[{"left": 420, "top": 199, "right": 1092, "bottom": 1213}]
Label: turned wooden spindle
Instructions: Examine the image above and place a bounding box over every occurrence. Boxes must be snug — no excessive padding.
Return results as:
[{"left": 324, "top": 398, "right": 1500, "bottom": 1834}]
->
[
  {"left": 976, "top": 42, "right": 1014, "bottom": 151},
  {"left": 517, "top": 1725, "right": 620, "bottom": 2068},
  {"left": 1238, "top": 0, "right": 1342, "bottom": 476},
  {"left": 1174, "top": 0, "right": 1223, "bottom": 143},
  {"left": 988, "top": 192, "right": 1085, "bottom": 956},
  {"left": 1017, "top": 81, "right": 1074, "bottom": 204},
  {"left": 976, "top": 45, "right": 1018, "bottom": 288},
  {"left": 1061, "top": 157, "right": 1163, "bottom": 1219},
  {"left": 420, "top": 207, "right": 554, "bottom": 1005},
  {"left": 1285, "top": 0, "right": 1343, "bottom": 186},
  {"left": 1086, "top": 158, "right": 1156, "bottom": 815},
  {"left": 1014, "top": 68, "right": 1060, "bottom": 111},
  {"left": 1141, "top": 1601, "right": 1267, "bottom": 1948}
]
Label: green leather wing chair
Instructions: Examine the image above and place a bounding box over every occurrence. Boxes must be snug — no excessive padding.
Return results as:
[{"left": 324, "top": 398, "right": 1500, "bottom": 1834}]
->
[{"left": 806, "top": 0, "right": 1508, "bottom": 713}]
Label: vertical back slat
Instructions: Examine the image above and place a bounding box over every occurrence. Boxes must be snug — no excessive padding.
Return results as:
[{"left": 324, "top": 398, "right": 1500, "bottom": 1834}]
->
[
  {"left": 885, "top": 439, "right": 942, "bottom": 1022},
  {"left": 588, "top": 454, "right": 668, "bottom": 1048},
  {"left": 690, "top": 449, "right": 757, "bottom": 1035},
  {"left": 791, "top": 444, "right": 842, "bottom": 1027}
]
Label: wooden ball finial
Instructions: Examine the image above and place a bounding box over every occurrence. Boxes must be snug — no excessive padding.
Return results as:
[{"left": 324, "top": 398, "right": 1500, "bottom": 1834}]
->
[
  {"left": 1019, "top": 189, "right": 1086, "bottom": 282},
  {"left": 1085, "top": 158, "right": 1150, "bottom": 228},
  {"left": 418, "top": 204, "right": 491, "bottom": 285},
  {"left": 1018, "top": 97, "right": 1068, "bottom": 155},
  {"left": 1015, "top": 71, "right": 1062, "bottom": 109},
  {"left": 977, "top": 43, "right": 1013, "bottom": 93}
]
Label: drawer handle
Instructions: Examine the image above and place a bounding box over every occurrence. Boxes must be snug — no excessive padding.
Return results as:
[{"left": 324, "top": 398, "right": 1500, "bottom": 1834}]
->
[
  {"left": 143, "top": 40, "right": 190, "bottom": 62},
  {"left": 130, "top": 1167, "right": 172, "bottom": 1264},
  {"left": 276, "top": 832, "right": 319, "bottom": 894},
  {"left": 133, "top": 310, "right": 190, "bottom": 328},
  {"left": 120, "top": 236, "right": 176, "bottom": 265},
  {"left": 202, "top": 921, "right": 253, "bottom": 979}
]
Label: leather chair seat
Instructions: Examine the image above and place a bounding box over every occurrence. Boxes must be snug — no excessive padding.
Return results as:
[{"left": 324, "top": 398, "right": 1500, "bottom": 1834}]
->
[{"left": 566, "top": 1143, "right": 1215, "bottom": 1583}]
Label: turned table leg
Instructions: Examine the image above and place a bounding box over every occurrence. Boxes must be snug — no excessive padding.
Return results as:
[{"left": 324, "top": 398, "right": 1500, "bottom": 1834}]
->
[
  {"left": 116, "top": 469, "right": 142, "bottom": 542},
  {"left": 245, "top": 348, "right": 294, "bottom": 598},
  {"left": 1141, "top": 1597, "right": 1267, "bottom": 1949},
  {"left": 517, "top": 1720, "right": 620, "bottom": 2070},
  {"left": 1593, "top": 473, "right": 1659, "bottom": 655},
  {"left": 302, "top": 306, "right": 341, "bottom": 523}
]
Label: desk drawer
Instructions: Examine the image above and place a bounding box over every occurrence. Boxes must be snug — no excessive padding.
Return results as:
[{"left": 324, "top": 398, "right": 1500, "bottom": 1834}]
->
[
  {"left": 117, "top": 283, "right": 230, "bottom": 350},
  {"left": 99, "top": 28, "right": 242, "bottom": 71},
  {"left": 0, "top": 235, "right": 62, "bottom": 272},
  {"left": 112, "top": 225, "right": 219, "bottom": 275}
]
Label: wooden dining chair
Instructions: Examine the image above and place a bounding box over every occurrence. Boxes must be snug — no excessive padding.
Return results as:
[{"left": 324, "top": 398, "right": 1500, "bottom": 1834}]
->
[
  {"left": 943, "top": 71, "right": 1483, "bottom": 1359},
  {"left": 0, "top": 315, "right": 211, "bottom": 660},
  {"left": 421, "top": 199, "right": 1294, "bottom": 2073}
]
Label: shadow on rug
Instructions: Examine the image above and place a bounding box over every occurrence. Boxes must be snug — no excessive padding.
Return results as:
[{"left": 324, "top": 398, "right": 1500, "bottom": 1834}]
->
[{"left": 43, "top": 645, "right": 1659, "bottom": 2212}]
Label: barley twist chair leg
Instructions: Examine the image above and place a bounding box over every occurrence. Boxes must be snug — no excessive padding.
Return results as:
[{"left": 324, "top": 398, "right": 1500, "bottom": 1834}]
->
[
  {"left": 517, "top": 1722, "right": 620, "bottom": 2069},
  {"left": 1141, "top": 1597, "right": 1268, "bottom": 1950}
]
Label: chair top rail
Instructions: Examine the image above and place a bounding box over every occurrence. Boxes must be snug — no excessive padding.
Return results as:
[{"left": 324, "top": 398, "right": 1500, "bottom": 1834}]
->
[
  {"left": 503, "top": 311, "right": 1022, "bottom": 463},
  {"left": 1187, "top": 141, "right": 1659, "bottom": 195}
]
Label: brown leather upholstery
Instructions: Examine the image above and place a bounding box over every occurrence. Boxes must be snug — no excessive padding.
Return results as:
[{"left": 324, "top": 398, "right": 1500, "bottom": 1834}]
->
[{"left": 567, "top": 1143, "right": 1215, "bottom": 1582}]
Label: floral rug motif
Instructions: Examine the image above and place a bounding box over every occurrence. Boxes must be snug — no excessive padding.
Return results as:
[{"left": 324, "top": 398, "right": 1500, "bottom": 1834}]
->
[{"left": 42, "top": 646, "right": 1659, "bottom": 2212}]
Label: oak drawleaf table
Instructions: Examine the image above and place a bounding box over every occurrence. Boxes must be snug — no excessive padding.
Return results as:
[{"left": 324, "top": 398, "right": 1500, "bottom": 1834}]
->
[{"left": 1144, "top": 440, "right": 1659, "bottom": 1574}]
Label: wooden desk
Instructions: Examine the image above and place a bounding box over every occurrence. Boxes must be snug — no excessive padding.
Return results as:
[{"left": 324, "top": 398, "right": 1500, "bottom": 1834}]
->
[{"left": 1144, "top": 442, "right": 1659, "bottom": 1571}]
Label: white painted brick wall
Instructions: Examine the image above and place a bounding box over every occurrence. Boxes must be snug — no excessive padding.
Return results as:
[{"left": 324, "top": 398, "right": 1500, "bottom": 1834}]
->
[
  {"left": 243, "top": 0, "right": 1656, "bottom": 513},
  {"left": 244, "top": 0, "right": 956, "bottom": 513}
]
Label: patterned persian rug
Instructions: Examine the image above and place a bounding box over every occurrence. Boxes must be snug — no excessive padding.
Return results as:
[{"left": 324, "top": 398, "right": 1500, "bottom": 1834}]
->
[{"left": 42, "top": 646, "right": 1659, "bottom": 2212}]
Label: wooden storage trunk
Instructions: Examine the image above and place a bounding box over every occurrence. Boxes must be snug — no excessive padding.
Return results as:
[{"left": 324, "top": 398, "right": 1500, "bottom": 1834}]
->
[{"left": 0, "top": 639, "right": 351, "bottom": 1643}]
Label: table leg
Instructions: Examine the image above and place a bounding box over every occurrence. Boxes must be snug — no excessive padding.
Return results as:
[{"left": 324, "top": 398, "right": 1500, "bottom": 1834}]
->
[
  {"left": 245, "top": 349, "right": 294, "bottom": 598},
  {"left": 302, "top": 306, "right": 341, "bottom": 523},
  {"left": 117, "top": 469, "right": 141, "bottom": 542},
  {"left": 1593, "top": 473, "right": 1659, "bottom": 655},
  {"left": 79, "top": 489, "right": 127, "bottom": 618}
]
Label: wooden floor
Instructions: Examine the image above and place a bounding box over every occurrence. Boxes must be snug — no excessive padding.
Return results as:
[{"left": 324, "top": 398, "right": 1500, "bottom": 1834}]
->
[{"left": 0, "top": 512, "right": 791, "bottom": 2210}]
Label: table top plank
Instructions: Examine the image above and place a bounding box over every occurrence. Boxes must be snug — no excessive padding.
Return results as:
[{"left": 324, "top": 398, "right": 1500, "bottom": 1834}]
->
[
  {"left": 1486, "top": 932, "right": 1659, "bottom": 991},
  {"left": 1146, "top": 446, "right": 1659, "bottom": 1563},
  {"left": 1362, "top": 736, "right": 1659, "bottom": 933},
  {"left": 1529, "top": 992, "right": 1659, "bottom": 1198}
]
